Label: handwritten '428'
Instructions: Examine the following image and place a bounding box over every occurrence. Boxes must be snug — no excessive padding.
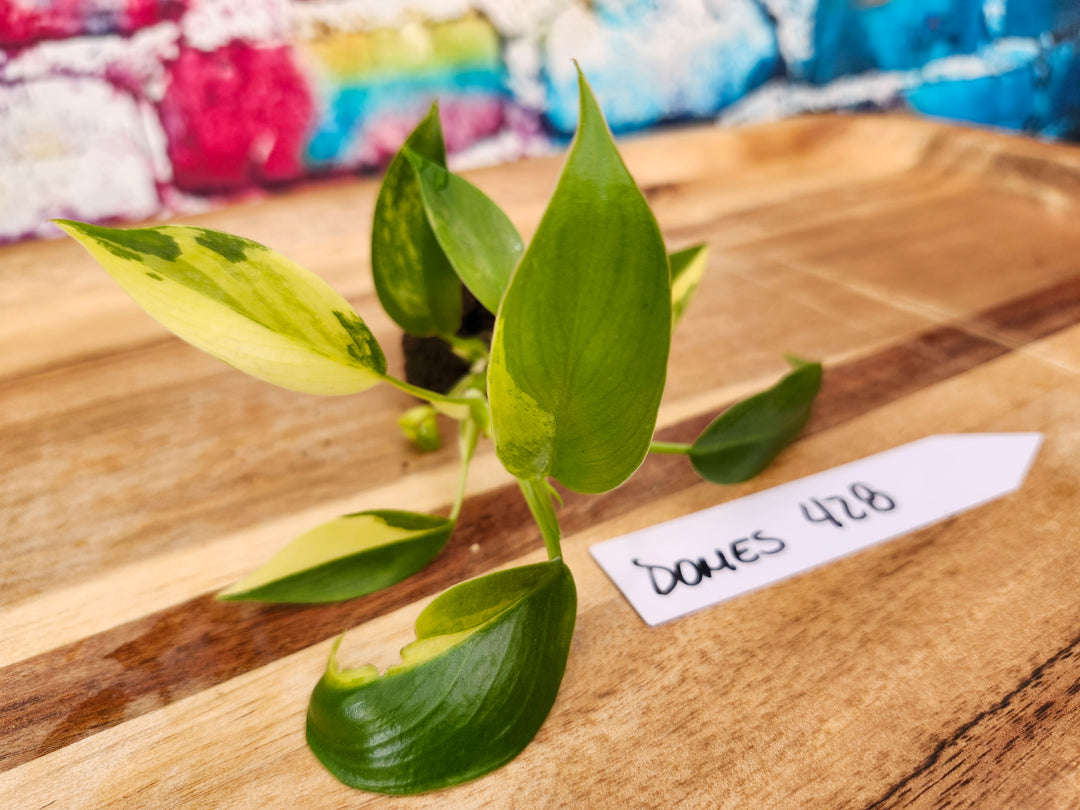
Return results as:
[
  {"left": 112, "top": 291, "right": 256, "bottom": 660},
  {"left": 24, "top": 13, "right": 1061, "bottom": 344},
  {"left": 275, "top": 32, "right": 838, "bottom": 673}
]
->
[{"left": 799, "top": 482, "right": 897, "bottom": 528}]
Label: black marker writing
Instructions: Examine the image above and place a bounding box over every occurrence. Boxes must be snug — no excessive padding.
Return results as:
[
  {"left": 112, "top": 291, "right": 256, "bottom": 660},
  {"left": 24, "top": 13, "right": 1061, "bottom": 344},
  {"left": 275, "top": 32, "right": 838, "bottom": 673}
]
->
[
  {"left": 800, "top": 482, "right": 896, "bottom": 529},
  {"left": 632, "top": 530, "right": 786, "bottom": 596}
]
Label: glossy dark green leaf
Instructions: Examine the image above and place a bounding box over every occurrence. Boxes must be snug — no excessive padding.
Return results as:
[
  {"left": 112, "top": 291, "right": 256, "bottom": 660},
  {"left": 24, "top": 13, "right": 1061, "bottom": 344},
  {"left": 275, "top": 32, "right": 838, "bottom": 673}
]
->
[
  {"left": 488, "top": 68, "right": 671, "bottom": 493},
  {"left": 371, "top": 104, "right": 462, "bottom": 336},
  {"left": 689, "top": 357, "right": 822, "bottom": 484},
  {"left": 669, "top": 243, "right": 708, "bottom": 326},
  {"left": 405, "top": 148, "right": 523, "bottom": 315},
  {"left": 56, "top": 221, "right": 386, "bottom": 395},
  {"left": 218, "top": 510, "right": 453, "bottom": 603},
  {"left": 307, "top": 559, "right": 577, "bottom": 794}
]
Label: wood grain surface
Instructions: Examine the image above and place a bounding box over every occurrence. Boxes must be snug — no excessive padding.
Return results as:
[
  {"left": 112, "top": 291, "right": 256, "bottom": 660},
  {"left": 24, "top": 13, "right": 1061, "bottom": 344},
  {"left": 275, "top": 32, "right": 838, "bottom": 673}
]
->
[{"left": 3, "top": 115, "right": 1080, "bottom": 809}]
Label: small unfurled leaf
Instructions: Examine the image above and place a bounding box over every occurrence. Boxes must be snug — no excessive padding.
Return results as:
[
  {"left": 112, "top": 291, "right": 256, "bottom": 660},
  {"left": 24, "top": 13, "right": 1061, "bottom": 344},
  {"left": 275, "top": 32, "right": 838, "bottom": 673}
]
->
[
  {"left": 57, "top": 221, "right": 386, "bottom": 396},
  {"left": 689, "top": 357, "right": 822, "bottom": 484},
  {"left": 371, "top": 104, "right": 462, "bottom": 337},
  {"left": 398, "top": 404, "right": 442, "bottom": 452},
  {"left": 218, "top": 510, "right": 454, "bottom": 603},
  {"left": 669, "top": 243, "right": 708, "bottom": 326},
  {"left": 405, "top": 148, "right": 523, "bottom": 314},
  {"left": 307, "top": 559, "right": 577, "bottom": 794},
  {"left": 488, "top": 67, "right": 670, "bottom": 494}
]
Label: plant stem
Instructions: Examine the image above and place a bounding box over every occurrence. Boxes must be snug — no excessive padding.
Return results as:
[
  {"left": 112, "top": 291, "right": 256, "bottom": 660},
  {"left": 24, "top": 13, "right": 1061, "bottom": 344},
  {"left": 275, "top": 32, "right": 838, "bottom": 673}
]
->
[
  {"left": 518, "top": 477, "right": 563, "bottom": 560},
  {"left": 443, "top": 334, "right": 490, "bottom": 363},
  {"left": 449, "top": 417, "right": 480, "bottom": 523},
  {"left": 649, "top": 440, "right": 692, "bottom": 455},
  {"left": 383, "top": 374, "right": 475, "bottom": 420}
]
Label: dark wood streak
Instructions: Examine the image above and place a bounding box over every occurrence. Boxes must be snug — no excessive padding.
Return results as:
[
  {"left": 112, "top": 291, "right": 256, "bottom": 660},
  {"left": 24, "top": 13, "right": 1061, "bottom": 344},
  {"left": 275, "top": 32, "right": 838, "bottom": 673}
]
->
[
  {"left": 1, "top": 274, "right": 1078, "bottom": 774},
  {"left": 865, "top": 628, "right": 1080, "bottom": 809},
  {"left": 967, "top": 274, "right": 1080, "bottom": 346}
]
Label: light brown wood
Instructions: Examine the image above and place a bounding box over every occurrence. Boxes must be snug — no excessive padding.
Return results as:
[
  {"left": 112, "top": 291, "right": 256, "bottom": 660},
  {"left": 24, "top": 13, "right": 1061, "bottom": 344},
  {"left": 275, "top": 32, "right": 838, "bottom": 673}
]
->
[{"left": 3, "top": 114, "right": 1080, "bottom": 808}]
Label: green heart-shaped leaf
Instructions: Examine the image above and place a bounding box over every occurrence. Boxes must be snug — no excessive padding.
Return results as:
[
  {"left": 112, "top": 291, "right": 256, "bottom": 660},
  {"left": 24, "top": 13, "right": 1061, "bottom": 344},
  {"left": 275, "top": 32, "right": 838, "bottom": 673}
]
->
[
  {"left": 669, "top": 243, "right": 708, "bottom": 326},
  {"left": 371, "top": 104, "right": 462, "bottom": 337},
  {"left": 689, "top": 356, "right": 822, "bottom": 484},
  {"left": 56, "top": 221, "right": 386, "bottom": 396},
  {"left": 307, "top": 558, "right": 577, "bottom": 794},
  {"left": 487, "top": 67, "right": 671, "bottom": 493},
  {"left": 218, "top": 510, "right": 454, "bottom": 603},
  {"left": 405, "top": 147, "right": 523, "bottom": 314}
]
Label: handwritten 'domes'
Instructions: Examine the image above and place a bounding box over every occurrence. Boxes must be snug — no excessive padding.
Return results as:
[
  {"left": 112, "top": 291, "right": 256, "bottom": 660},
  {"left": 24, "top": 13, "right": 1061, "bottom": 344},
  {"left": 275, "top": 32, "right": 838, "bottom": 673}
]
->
[{"left": 632, "top": 530, "right": 787, "bottom": 596}]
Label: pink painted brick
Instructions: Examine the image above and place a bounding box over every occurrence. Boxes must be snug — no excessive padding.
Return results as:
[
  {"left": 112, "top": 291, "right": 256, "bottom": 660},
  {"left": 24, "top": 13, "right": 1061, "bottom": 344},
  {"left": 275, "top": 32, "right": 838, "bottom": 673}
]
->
[
  {"left": 158, "top": 42, "right": 314, "bottom": 192},
  {"left": 0, "top": 0, "right": 186, "bottom": 47}
]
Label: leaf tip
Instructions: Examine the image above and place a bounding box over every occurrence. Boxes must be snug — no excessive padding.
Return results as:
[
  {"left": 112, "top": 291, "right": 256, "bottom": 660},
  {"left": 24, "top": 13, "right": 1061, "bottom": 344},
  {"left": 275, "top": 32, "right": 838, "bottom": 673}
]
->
[
  {"left": 783, "top": 353, "right": 816, "bottom": 369},
  {"left": 52, "top": 219, "right": 93, "bottom": 241},
  {"left": 401, "top": 147, "right": 440, "bottom": 180},
  {"left": 574, "top": 60, "right": 591, "bottom": 102}
]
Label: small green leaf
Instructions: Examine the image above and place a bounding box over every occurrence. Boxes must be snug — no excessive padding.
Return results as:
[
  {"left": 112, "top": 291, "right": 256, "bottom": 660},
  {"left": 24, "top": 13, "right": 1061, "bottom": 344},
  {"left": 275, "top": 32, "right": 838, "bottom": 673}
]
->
[
  {"left": 405, "top": 148, "right": 523, "bottom": 314},
  {"left": 669, "top": 243, "right": 708, "bottom": 326},
  {"left": 398, "top": 404, "right": 442, "bottom": 452},
  {"left": 372, "top": 104, "right": 462, "bottom": 336},
  {"left": 218, "top": 510, "right": 454, "bottom": 603},
  {"left": 56, "top": 221, "right": 386, "bottom": 396},
  {"left": 488, "top": 67, "right": 671, "bottom": 493},
  {"left": 307, "top": 559, "right": 577, "bottom": 794},
  {"left": 689, "top": 357, "right": 823, "bottom": 484}
]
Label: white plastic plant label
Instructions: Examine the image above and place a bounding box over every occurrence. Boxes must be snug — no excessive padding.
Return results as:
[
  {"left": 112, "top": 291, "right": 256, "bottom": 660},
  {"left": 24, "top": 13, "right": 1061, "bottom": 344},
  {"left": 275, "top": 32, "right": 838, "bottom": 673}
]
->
[{"left": 590, "top": 434, "right": 1043, "bottom": 626}]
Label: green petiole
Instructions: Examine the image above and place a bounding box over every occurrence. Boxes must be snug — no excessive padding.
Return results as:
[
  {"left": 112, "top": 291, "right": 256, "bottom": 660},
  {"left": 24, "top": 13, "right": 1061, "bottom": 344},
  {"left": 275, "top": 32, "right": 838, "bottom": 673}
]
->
[
  {"left": 382, "top": 374, "right": 481, "bottom": 423},
  {"left": 443, "top": 333, "right": 490, "bottom": 364},
  {"left": 649, "top": 440, "right": 692, "bottom": 455},
  {"left": 449, "top": 417, "right": 480, "bottom": 523},
  {"left": 518, "top": 477, "right": 563, "bottom": 560}
]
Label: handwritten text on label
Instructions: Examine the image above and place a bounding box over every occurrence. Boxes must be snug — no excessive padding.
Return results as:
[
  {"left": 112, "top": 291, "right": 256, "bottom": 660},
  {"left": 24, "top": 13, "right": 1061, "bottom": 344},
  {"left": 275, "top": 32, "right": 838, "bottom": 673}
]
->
[{"left": 590, "top": 434, "right": 1042, "bottom": 626}]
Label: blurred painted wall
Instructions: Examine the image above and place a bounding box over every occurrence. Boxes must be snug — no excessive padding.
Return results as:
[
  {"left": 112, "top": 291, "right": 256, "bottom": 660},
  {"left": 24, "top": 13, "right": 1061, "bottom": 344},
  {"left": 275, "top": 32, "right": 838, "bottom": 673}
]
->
[{"left": 2, "top": 0, "right": 1078, "bottom": 243}]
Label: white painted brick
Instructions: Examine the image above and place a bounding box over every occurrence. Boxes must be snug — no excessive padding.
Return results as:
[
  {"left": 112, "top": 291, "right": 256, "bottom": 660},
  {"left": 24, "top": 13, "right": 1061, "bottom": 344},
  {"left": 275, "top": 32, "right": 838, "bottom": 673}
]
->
[{"left": 0, "top": 78, "right": 163, "bottom": 241}]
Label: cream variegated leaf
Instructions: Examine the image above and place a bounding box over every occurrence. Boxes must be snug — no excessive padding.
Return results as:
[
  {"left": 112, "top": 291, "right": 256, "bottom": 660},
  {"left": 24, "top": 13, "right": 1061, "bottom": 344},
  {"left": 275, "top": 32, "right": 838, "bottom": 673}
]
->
[
  {"left": 57, "top": 220, "right": 386, "bottom": 395},
  {"left": 219, "top": 510, "right": 454, "bottom": 603},
  {"left": 670, "top": 243, "right": 708, "bottom": 326},
  {"left": 487, "top": 68, "right": 671, "bottom": 493}
]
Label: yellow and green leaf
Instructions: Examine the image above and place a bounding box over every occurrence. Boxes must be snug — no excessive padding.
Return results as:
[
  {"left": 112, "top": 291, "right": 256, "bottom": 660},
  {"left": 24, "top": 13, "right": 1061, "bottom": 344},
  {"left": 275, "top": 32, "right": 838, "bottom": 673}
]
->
[
  {"left": 307, "top": 559, "right": 577, "bottom": 794},
  {"left": 670, "top": 243, "right": 708, "bottom": 326},
  {"left": 371, "top": 103, "right": 462, "bottom": 337},
  {"left": 56, "top": 221, "right": 386, "bottom": 396},
  {"left": 218, "top": 510, "right": 454, "bottom": 603},
  {"left": 487, "top": 67, "right": 671, "bottom": 493}
]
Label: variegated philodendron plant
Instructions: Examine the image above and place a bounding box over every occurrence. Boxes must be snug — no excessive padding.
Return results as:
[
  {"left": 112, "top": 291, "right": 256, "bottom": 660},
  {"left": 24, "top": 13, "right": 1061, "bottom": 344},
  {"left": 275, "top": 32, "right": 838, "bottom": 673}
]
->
[{"left": 59, "top": 68, "right": 821, "bottom": 795}]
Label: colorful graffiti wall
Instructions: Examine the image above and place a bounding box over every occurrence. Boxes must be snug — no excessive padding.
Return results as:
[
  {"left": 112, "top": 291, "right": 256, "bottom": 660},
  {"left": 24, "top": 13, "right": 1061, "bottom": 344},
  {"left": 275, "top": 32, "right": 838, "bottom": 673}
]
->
[{"left": 2, "top": 0, "right": 1078, "bottom": 243}]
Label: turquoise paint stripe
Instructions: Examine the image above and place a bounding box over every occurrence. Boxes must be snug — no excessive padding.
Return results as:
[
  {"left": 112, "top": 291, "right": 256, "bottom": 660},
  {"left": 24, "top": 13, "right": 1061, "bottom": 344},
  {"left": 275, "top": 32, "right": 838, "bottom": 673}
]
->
[{"left": 306, "top": 67, "right": 507, "bottom": 165}]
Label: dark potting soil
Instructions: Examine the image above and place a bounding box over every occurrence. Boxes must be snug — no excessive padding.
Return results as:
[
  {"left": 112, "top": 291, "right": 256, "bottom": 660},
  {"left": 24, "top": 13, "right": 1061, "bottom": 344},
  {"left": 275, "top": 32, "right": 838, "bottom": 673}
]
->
[{"left": 402, "top": 286, "right": 495, "bottom": 394}]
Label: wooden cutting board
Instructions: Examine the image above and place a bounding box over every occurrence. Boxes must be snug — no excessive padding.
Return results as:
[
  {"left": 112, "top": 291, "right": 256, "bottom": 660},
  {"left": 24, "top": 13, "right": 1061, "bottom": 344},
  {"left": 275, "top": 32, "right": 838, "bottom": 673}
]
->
[{"left": 2, "top": 114, "right": 1080, "bottom": 809}]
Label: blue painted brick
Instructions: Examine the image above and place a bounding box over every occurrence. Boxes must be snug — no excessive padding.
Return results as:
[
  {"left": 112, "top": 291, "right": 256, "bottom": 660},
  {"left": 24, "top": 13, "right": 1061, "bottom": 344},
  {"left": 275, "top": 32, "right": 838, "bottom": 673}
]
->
[
  {"left": 543, "top": 0, "right": 779, "bottom": 134},
  {"left": 809, "top": 0, "right": 988, "bottom": 83},
  {"left": 1000, "top": 0, "right": 1080, "bottom": 38}
]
